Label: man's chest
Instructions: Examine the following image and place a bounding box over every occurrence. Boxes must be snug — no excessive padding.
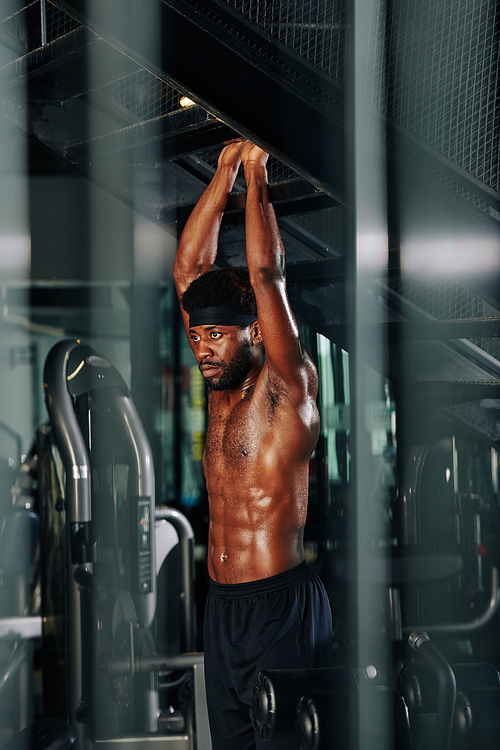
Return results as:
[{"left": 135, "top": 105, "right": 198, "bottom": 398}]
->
[{"left": 204, "top": 397, "right": 264, "bottom": 465}]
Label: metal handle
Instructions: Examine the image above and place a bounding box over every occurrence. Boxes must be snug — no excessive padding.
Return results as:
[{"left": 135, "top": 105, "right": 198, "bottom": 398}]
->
[
  {"left": 409, "top": 630, "right": 456, "bottom": 750},
  {"left": 403, "top": 566, "right": 499, "bottom": 634},
  {"left": 43, "top": 339, "right": 92, "bottom": 526},
  {"left": 155, "top": 506, "right": 195, "bottom": 652}
]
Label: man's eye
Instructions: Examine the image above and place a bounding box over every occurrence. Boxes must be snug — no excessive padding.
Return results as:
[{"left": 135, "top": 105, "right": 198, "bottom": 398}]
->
[{"left": 210, "top": 332, "right": 221, "bottom": 339}]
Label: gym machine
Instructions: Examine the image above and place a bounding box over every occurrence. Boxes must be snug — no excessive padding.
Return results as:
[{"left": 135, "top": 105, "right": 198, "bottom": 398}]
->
[
  {"left": 398, "top": 630, "right": 500, "bottom": 750},
  {"left": 251, "top": 430, "right": 500, "bottom": 749},
  {"left": 40, "top": 339, "right": 210, "bottom": 750},
  {"left": 253, "top": 665, "right": 411, "bottom": 750},
  {"left": 253, "top": 629, "right": 500, "bottom": 749},
  {"left": 0, "top": 444, "right": 76, "bottom": 750},
  {"left": 0, "top": 450, "right": 41, "bottom": 739}
]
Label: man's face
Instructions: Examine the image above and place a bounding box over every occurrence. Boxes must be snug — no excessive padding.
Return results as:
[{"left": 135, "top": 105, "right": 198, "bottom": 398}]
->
[{"left": 189, "top": 325, "right": 256, "bottom": 390}]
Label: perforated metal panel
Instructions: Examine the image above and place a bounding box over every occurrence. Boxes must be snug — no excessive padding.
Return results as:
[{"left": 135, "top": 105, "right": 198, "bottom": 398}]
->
[
  {"left": 222, "top": 0, "right": 498, "bottom": 195},
  {"left": 0, "top": 2, "right": 30, "bottom": 48},
  {"left": 390, "top": 276, "right": 500, "bottom": 360},
  {"left": 98, "top": 69, "right": 183, "bottom": 121},
  {"left": 292, "top": 207, "right": 346, "bottom": 253},
  {"left": 45, "top": 2, "right": 80, "bottom": 43},
  {"left": 223, "top": 0, "right": 346, "bottom": 81},
  {"left": 0, "top": 2, "right": 81, "bottom": 49},
  {"left": 382, "top": 0, "right": 498, "bottom": 191}
]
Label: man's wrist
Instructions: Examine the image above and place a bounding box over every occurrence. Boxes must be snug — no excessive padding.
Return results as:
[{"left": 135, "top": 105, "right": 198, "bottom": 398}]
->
[
  {"left": 216, "top": 162, "right": 241, "bottom": 184},
  {"left": 244, "top": 164, "right": 268, "bottom": 186}
]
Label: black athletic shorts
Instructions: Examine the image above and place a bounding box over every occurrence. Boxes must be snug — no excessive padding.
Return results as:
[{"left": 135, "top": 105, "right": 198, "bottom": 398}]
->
[{"left": 203, "top": 561, "right": 333, "bottom": 750}]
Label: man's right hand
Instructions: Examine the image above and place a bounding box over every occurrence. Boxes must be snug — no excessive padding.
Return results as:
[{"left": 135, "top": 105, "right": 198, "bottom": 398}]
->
[
  {"left": 241, "top": 141, "right": 269, "bottom": 169},
  {"left": 218, "top": 139, "right": 248, "bottom": 169}
]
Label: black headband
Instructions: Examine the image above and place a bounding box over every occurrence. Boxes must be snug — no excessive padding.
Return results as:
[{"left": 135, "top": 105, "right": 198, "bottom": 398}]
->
[{"left": 189, "top": 306, "right": 257, "bottom": 328}]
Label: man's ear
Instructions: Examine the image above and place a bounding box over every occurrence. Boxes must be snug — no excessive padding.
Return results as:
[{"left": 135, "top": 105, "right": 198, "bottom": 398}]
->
[{"left": 251, "top": 321, "right": 262, "bottom": 345}]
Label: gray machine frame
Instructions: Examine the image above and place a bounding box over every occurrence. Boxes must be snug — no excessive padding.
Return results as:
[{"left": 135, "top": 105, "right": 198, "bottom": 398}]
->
[{"left": 43, "top": 339, "right": 210, "bottom": 750}]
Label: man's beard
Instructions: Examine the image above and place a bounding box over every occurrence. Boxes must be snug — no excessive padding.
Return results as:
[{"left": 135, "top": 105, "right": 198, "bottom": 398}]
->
[{"left": 202, "top": 340, "right": 253, "bottom": 391}]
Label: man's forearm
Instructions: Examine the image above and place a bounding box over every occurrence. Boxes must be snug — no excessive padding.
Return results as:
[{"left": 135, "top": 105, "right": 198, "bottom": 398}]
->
[
  {"left": 243, "top": 156, "right": 285, "bottom": 287},
  {"left": 173, "top": 144, "right": 244, "bottom": 290}
]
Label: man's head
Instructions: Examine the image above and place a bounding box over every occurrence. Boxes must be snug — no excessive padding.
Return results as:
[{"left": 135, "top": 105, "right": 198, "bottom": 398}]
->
[
  {"left": 181, "top": 267, "right": 257, "bottom": 326},
  {"left": 182, "top": 268, "right": 263, "bottom": 390}
]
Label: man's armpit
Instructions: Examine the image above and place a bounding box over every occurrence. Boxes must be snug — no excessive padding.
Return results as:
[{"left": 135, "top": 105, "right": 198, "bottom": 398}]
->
[{"left": 265, "top": 372, "right": 289, "bottom": 418}]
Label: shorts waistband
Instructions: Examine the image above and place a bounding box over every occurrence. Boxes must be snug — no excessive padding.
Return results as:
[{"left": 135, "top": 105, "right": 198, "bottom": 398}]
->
[{"left": 209, "top": 560, "right": 311, "bottom": 598}]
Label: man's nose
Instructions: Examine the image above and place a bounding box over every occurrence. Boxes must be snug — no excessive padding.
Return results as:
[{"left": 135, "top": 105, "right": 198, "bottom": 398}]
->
[{"left": 197, "top": 338, "right": 214, "bottom": 358}]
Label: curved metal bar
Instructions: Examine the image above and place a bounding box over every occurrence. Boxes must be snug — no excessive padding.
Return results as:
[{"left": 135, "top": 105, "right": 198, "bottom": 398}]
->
[
  {"left": 83, "top": 355, "right": 158, "bottom": 732},
  {"left": 408, "top": 631, "right": 456, "bottom": 750},
  {"left": 156, "top": 507, "right": 194, "bottom": 541},
  {"left": 44, "top": 340, "right": 93, "bottom": 750},
  {"left": 403, "top": 566, "right": 499, "bottom": 634},
  {"left": 105, "top": 390, "right": 156, "bottom": 635},
  {"left": 155, "top": 507, "right": 195, "bottom": 652},
  {"left": 107, "top": 391, "right": 155, "bottom": 501},
  {"left": 107, "top": 651, "right": 204, "bottom": 678},
  {"left": 43, "top": 339, "right": 91, "bottom": 525}
]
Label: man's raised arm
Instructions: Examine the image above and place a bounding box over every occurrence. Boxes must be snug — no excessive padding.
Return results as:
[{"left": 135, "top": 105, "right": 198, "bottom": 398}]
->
[
  {"left": 172, "top": 141, "right": 245, "bottom": 332},
  {"left": 241, "top": 143, "right": 314, "bottom": 396}
]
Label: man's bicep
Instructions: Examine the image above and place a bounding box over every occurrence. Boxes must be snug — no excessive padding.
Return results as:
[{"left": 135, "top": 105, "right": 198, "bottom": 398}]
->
[
  {"left": 255, "top": 281, "right": 312, "bottom": 385},
  {"left": 172, "top": 273, "right": 194, "bottom": 339}
]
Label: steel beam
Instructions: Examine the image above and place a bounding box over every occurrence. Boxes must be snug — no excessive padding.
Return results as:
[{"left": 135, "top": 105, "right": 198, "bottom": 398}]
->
[
  {"left": 414, "top": 381, "right": 500, "bottom": 403},
  {"left": 49, "top": 0, "right": 347, "bottom": 199},
  {"left": 64, "top": 106, "right": 225, "bottom": 161},
  {"left": 0, "top": 27, "right": 89, "bottom": 91},
  {"left": 323, "top": 319, "right": 500, "bottom": 342}
]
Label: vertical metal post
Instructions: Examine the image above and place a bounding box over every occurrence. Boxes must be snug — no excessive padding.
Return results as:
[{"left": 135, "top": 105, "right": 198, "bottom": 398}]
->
[
  {"left": 193, "top": 662, "right": 212, "bottom": 750},
  {"left": 66, "top": 549, "right": 89, "bottom": 750},
  {"left": 44, "top": 341, "right": 93, "bottom": 750},
  {"left": 155, "top": 507, "right": 195, "bottom": 652},
  {"left": 346, "top": 0, "right": 390, "bottom": 748},
  {"left": 172, "top": 289, "right": 182, "bottom": 503},
  {"left": 40, "top": 1, "right": 47, "bottom": 46}
]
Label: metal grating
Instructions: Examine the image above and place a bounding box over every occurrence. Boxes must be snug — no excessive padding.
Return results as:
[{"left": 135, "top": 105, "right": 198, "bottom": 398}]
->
[
  {"left": 181, "top": 0, "right": 344, "bottom": 111},
  {"left": 222, "top": 0, "right": 498, "bottom": 196},
  {"left": 384, "top": 132, "right": 495, "bottom": 216},
  {"left": 381, "top": 0, "right": 499, "bottom": 192},
  {"left": 0, "top": 3, "right": 80, "bottom": 52},
  {"left": 391, "top": 275, "right": 500, "bottom": 361},
  {"left": 292, "top": 207, "right": 346, "bottom": 253},
  {"left": 45, "top": 3, "right": 80, "bottom": 43},
  {"left": 0, "top": 2, "right": 31, "bottom": 50},
  {"left": 265, "top": 157, "right": 301, "bottom": 184},
  {"left": 98, "top": 69, "right": 183, "bottom": 121},
  {"left": 222, "top": 0, "right": 346, "bottom": 82}
]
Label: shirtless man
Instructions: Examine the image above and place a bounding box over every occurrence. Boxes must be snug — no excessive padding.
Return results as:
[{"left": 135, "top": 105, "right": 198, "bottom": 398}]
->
[{"left": 173, "top": 140, "right": 333, "bottom": 749}]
